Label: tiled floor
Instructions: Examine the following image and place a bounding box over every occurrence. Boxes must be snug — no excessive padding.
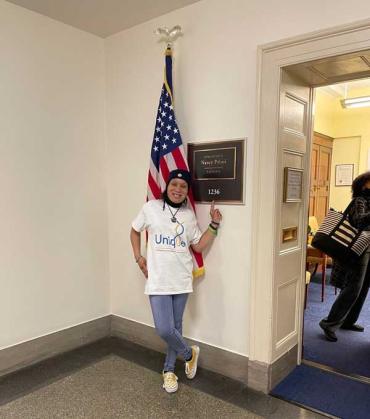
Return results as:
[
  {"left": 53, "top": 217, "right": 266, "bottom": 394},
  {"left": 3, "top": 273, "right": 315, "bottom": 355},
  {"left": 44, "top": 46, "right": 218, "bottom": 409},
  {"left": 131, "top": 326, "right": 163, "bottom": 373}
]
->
[{"left": 0, "top": 338, "right": 327, "bottom": 418}]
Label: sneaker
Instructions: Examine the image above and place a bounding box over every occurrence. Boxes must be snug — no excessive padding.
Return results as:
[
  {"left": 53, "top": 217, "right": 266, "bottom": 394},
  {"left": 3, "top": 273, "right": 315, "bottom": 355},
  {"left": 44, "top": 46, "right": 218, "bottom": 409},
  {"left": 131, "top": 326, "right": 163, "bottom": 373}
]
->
[
  {"left": 162, "top": 371, "right": 178, "bottom": 393},
  {"left": 340, "top": 323, "right": 364, "bottom": 332},
  {"left": 185, "top": 345, "right": 200, "bottom": 379},
  {"left": 319, "top": 320, "right": 337, "bottom": 342}
]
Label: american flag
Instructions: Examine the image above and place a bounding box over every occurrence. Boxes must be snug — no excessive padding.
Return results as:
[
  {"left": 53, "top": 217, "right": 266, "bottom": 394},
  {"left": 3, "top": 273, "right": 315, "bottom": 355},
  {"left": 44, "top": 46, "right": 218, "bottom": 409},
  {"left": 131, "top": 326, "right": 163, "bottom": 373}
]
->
[{"left": 147, "top": 46, "right": 204, "bottom": 277}]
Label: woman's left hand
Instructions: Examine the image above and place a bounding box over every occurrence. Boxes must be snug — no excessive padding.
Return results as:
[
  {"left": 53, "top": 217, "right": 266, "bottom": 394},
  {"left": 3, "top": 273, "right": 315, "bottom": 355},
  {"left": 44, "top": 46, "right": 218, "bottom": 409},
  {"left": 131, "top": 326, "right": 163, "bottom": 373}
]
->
[{"left": 210, "top": 201, "right": 222, "bottom": 223}]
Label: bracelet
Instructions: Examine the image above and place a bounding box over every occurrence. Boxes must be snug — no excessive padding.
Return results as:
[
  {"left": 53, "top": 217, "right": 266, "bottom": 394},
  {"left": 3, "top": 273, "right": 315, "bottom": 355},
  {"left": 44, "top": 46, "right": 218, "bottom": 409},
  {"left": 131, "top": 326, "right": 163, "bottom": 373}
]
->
[
  {"left": 208, "top": 225, "right": 218, "bottom": 236},
  {"left": 211, "top": 220, "right": 220, "bottom": 225},
  {"left": 135, "top": 255, "right": 143, "bottom": 263}
]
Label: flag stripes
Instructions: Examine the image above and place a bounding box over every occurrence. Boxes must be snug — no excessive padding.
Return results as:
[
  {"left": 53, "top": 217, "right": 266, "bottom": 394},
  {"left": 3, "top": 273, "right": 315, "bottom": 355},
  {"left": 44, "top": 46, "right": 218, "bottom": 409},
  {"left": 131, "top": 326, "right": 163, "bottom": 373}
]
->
[{"left": 146, "top": 46, "right": 204, "bottom": 277}]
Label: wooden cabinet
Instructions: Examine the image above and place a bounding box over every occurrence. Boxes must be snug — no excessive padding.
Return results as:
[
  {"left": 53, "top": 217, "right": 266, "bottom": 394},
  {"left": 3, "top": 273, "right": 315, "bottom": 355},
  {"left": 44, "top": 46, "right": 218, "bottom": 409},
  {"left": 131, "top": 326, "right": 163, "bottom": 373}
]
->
[{"left": 309, "top": 132, "right": 333, "bottom": 224}]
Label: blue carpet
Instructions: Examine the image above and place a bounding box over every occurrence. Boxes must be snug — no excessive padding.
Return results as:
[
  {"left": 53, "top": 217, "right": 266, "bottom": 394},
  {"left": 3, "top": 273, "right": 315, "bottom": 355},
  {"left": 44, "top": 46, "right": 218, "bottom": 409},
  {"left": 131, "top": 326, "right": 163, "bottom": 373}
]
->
[
  {"left": 304, "top": 279, "right": 370, "bottom": 377},
  {"left": 272, "top": 364, "right": 370, "bottom": 419}
]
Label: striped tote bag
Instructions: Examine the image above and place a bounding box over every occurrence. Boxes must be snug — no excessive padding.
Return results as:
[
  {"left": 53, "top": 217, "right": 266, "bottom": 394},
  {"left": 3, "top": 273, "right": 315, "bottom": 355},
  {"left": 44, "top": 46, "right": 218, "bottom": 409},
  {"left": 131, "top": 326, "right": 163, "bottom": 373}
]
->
[{"left": 312, "top": 202, "right": 370, "bottom": 264}]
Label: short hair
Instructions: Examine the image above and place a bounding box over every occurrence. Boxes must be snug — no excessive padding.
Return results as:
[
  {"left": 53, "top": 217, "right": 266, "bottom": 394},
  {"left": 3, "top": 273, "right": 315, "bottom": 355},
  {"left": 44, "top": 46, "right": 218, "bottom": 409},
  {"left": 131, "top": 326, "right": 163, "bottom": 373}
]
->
[{"left": 352, "top": 171, "right": 370, "bottom": 197}]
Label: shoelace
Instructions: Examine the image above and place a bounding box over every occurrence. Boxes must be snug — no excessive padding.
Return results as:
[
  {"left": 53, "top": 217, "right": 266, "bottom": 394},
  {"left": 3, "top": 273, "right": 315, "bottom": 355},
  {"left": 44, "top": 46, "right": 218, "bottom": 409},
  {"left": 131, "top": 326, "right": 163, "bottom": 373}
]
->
[{"left": 164, "top": 373, "right": 178, "bottom": 385}]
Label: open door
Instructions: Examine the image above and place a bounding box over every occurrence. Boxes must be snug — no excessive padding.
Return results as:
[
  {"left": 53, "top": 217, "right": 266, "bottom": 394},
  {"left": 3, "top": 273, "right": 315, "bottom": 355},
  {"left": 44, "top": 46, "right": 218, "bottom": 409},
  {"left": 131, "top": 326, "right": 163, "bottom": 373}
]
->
[{"left": 271, "top": 68, "right": 313, "bottom": 365}]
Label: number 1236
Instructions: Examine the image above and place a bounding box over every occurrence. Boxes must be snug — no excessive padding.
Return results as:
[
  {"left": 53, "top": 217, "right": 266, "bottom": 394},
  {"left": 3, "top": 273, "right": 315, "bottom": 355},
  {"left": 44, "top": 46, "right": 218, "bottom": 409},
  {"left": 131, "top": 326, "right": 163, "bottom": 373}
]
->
[{"left": 208, "top": 188, "right": 221, "bottom": 196}]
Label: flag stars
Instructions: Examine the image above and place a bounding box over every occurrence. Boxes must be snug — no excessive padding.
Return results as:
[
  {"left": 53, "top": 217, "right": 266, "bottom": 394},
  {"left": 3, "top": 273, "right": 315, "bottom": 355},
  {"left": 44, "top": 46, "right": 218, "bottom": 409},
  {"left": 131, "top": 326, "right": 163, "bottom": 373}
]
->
[{"left": 150, "top": 64, "right": 187, "bottom": 203}]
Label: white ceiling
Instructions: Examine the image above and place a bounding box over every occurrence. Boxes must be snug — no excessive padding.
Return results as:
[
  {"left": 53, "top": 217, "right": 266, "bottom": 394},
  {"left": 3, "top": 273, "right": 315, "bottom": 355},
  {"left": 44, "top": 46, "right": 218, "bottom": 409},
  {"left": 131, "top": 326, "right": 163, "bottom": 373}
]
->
[
  {"left": 320, "top": 78, "right": 370, "bottom": 98},
  {"left": 5, "top": 0, "right": 201, "bottom": 38}
]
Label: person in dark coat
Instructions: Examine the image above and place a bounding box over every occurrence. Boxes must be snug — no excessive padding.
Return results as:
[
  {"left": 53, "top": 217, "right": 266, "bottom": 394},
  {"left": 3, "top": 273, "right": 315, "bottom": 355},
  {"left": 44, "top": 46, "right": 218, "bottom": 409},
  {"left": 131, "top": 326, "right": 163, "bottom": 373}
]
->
[{"left": 319, "top": 171, "right": 370, "bottom": 342}]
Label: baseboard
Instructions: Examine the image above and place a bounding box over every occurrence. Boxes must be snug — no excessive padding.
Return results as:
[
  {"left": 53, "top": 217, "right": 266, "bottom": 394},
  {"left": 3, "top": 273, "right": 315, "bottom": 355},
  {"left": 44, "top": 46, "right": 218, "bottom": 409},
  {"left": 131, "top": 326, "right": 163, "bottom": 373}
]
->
[
  {"left": 0, "top": 314, "right": 298, "bottom": 391},
  {"left": 270, "top": 345, "right": 298, "bottom": 389},
  {"left": 247, "top": 359, "right": 270, "bottom": 393},
  {"left": 0, "top": 316, "right": 111, "bottom": 377},
  {"left": 248, "top": 345, "right": 298, "bottom": 393},
  {"left": 111, "top": 315, "right": 249, "bottom": 384}
]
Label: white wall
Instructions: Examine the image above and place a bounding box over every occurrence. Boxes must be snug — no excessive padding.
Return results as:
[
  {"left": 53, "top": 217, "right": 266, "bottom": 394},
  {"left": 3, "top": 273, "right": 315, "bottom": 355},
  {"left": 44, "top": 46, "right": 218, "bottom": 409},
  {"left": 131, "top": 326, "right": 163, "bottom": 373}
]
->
[
  {"left": 315, "top": 89, "right": 370, "bottom": 211},
  {"left": 106, "top": 0, "right": 370, "bottom": 357},
  {"left": 0, "top": 1, "right": 109, "bottom": 349},
  {"left": 3, "top": 0, "right": 370, "bottom": 359},
  {"left": 330, "top": 137, "right": 361, "bottom": 211}
]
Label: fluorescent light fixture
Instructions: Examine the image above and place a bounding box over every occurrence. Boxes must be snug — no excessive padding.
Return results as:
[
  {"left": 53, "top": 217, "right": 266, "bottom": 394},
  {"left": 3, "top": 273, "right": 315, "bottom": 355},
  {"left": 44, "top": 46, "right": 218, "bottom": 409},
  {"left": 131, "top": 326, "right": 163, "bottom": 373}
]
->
[{"left": 341, "top": 96, "right": 370, "bottom": 109}]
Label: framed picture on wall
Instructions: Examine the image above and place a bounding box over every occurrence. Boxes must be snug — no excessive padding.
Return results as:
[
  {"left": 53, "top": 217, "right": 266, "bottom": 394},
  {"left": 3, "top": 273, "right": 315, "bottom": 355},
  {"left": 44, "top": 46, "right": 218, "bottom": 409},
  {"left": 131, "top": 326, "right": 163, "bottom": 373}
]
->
[
  {"left": 335, "top": 164, "right": 354, "bottom": 186},
  {"left": 283, "top": 167, "right": 303, "bottom": 202}
]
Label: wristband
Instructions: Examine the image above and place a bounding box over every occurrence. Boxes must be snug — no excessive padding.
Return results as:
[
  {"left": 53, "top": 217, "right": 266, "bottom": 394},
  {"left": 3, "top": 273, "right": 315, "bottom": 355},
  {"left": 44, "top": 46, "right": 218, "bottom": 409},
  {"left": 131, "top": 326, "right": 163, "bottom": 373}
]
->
[
  {"left": 211, "top": 220, "right": 220, "bottom": 225},
  {"left": 135, "top": 255, "right": 143, "bottom": 263},
  {"left": 208, "top": 225, "right": 218, "bottom": 236}
]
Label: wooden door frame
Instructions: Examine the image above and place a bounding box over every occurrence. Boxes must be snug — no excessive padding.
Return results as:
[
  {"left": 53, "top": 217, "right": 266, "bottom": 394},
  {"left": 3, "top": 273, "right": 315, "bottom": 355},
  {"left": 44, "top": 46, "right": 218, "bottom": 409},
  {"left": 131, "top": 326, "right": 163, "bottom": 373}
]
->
[{"left": 249, "top": 19, "right": 370, "bottom": 391}]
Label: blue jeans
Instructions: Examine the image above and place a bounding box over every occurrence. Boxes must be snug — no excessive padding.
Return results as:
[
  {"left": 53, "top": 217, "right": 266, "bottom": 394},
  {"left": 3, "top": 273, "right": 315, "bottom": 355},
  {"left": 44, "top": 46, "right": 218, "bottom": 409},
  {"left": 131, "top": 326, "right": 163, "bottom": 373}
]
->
[{"left": 149, "top": 294, "right": 192, "bottom": 372}]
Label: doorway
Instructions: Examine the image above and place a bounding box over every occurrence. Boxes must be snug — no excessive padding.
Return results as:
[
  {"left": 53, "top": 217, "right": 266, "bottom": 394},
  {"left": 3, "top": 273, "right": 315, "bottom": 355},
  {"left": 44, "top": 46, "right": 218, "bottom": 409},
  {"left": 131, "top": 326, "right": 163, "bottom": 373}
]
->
[
  {"left": 303, "top": 78, "right": 370, "bottom": 380},
  {"left": 250, "top": 20, "right": 370, "bottom": 394}
]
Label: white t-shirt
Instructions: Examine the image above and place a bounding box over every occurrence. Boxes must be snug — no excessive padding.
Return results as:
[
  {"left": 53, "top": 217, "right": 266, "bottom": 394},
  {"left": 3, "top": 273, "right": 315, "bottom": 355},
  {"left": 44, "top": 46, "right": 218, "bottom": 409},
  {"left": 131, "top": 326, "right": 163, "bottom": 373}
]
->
[{"left": 132, "top": 200, "right": 202, "bottom": 295}]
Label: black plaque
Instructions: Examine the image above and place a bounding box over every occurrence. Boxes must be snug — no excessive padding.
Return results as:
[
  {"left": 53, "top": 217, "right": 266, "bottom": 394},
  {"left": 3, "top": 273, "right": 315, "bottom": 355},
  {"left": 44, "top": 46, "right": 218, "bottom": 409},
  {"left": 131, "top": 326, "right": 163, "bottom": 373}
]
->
[{"left": 187, "top": 139, "right": 245, "bottom": 203}]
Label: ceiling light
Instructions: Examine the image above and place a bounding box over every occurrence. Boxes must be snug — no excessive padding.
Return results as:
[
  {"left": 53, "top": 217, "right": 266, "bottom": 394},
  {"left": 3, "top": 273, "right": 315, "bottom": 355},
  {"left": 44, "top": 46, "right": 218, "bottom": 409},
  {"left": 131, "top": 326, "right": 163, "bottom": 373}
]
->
[{"left": 341, "top": 96, "right": 370, "bottom": 108}]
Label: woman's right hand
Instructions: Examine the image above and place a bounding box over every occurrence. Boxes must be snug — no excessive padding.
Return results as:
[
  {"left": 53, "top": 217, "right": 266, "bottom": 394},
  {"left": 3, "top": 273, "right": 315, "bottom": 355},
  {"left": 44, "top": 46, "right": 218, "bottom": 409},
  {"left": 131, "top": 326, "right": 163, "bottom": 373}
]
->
[{"left": 137, "top": 256, "right": 148, "bottom": 279}]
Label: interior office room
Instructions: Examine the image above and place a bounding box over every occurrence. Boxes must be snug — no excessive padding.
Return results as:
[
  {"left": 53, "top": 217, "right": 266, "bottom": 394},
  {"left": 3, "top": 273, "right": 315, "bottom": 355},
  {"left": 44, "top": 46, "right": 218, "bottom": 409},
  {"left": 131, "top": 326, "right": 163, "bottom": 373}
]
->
[
  {"left": 303, "top": 79, "right": 370, "bottom": 385},
  {"left": 3, "top": 0, "right": 370, "bottom": 418}
]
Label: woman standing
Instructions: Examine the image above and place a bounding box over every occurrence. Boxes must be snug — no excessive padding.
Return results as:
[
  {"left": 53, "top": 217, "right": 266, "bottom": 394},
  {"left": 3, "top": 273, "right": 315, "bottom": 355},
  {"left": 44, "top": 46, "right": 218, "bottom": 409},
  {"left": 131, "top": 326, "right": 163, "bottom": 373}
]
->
[
  {"left": 319, "top": 171, "right": 370, "bottom": 342},
  {"left": 130, "top": 169, "right": 222, "bottom": 393}
]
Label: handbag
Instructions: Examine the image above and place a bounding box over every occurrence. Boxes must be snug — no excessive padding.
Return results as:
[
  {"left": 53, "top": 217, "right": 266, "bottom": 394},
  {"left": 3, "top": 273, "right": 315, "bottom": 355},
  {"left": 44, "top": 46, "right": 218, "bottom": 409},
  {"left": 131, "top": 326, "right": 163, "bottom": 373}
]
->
[{"left": 311, "top": 200, "right": 370, "bottom": 263}]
